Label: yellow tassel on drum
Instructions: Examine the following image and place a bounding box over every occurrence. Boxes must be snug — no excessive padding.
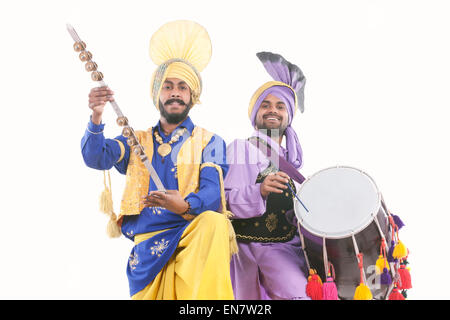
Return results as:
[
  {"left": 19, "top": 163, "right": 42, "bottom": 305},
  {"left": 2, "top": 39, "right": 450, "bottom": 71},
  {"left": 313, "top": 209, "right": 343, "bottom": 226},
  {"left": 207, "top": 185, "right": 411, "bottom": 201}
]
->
[
  {"left": 353, "top": 283, "right": 373, "bottom": 300},
  {"left": 393, "top": 240, "right": 408, "bottom": 260},
  {"left": 100, "top": 170, "right": 121, "bottom": 238},
  {"left": 375, "top": 255, "right": 389, "bottom": 274}
]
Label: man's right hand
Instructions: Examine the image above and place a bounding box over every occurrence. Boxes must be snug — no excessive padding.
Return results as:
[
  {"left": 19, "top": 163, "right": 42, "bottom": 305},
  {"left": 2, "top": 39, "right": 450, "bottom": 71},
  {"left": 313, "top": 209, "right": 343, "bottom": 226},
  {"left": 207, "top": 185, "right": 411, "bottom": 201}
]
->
[
  {"left": 88, "top": 86, "right": 114, "bottom": 125},
  {"left": 260, "top": 171, "right": 290, "bottom": 198}
]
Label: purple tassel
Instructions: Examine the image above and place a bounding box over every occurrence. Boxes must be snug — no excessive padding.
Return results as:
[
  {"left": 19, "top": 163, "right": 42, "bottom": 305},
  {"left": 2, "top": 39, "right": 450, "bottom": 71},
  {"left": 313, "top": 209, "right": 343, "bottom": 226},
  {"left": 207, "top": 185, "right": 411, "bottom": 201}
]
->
[
  {"left": 380, "top": 268, "right": 392, "bottom": 285},
  {"left": 392, "top": 214, "right": 405, "bottom": 229},
  {"left": 387, "top": 240, "right": 398, "bottom": 263}
]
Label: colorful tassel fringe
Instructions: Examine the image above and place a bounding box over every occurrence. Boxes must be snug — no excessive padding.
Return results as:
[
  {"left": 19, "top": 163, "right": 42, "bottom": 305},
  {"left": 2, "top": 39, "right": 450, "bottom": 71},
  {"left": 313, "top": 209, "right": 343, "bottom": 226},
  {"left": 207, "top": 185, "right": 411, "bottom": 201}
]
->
[
  {"left": 323, "top": 276, "right": 338, "bottom": 300},
  {"left": 393, "top": 240, "right": 408, "bottom": 260},
  {"left": 380, "top": 267, "right": 392, "bottom": 285},
  {"left": 388, "top": 287, "right": 405, "bottom": 300},
  {"left": 353, "top": 253, "right": 373, "bottom": 300},
  {"left": 306, "top": 269, "right": 323, "bottom": 300},
  {"left": 354, "top": 283, "right": 373, "bottom": 300},
  {"left": 398, "top": 264, "right": 412, "bottom": 290}
]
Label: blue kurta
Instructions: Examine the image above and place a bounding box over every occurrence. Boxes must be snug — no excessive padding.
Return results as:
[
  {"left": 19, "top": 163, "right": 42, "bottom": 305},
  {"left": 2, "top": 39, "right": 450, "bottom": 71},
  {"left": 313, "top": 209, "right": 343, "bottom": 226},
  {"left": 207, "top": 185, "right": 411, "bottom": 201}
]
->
[{"left": 81, "top": 116, "right": 228, "bottom": 296}]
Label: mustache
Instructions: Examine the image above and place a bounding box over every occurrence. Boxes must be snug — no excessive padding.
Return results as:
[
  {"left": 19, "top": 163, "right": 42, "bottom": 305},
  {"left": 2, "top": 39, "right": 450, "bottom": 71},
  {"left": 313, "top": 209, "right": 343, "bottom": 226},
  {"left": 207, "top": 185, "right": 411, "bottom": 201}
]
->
[
  {"left": 164, "top": 98, "right": 186, "bottom": 106},
  {"left": 263, "top": 113, "right": 282, "bottom": 119}
]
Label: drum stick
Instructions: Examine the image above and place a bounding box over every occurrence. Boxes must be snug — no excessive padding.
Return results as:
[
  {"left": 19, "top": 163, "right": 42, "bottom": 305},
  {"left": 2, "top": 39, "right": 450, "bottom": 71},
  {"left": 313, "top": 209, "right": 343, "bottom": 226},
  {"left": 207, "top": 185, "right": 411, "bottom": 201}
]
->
[{"left": 287, "top": 183, "right": 309, "bottom": 212}]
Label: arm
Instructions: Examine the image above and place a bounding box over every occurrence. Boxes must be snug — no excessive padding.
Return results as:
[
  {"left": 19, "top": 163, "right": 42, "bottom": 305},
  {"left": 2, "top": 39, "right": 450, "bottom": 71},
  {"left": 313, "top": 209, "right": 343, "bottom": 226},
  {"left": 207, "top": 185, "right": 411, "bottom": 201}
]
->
[
  {"left": 81, "top": 86, "right": 129, "bottom": 173},
  {"left": 184, "top": 134, "right": 228, "bottom": 214},
  {"left": 224, "top": 139, "right": 267, "bottom": 219},
  {"left": 81, "top": 119, "right": 130, "bottom": 174}
]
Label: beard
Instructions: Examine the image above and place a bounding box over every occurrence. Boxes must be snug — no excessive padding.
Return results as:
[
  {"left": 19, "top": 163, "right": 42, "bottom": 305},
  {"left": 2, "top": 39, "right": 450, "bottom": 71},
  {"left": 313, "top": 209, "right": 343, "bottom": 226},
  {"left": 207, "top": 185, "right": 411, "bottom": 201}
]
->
[
  {"left": 255, "top": 116, "right": 287, "bottom": 138},
  {"left": 159, "top": 98, "right": 192, "bottom": 124}
]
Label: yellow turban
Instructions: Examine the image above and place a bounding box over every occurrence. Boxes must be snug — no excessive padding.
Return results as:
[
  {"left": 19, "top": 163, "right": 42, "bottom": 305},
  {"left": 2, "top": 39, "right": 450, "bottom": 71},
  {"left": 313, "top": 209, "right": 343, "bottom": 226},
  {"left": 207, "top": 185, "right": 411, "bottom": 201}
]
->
[{"left": 149, "top": 20, "right": 212, "bottom": 109}]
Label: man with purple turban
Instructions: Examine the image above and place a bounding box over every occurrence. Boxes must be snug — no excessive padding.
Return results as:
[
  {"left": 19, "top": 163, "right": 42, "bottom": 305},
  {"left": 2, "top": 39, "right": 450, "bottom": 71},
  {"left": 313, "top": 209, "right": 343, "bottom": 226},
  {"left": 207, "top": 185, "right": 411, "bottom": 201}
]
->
[{"left": 224, "top": 52, "right": 309, "bottom": 299}]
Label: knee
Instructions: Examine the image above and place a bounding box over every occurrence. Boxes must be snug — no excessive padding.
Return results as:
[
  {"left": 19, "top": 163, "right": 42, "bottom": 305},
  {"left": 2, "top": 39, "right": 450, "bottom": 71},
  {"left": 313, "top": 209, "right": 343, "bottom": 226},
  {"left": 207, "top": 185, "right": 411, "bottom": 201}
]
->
[{"left": 196, "top": 211, "right": 228, "bottom": 230}]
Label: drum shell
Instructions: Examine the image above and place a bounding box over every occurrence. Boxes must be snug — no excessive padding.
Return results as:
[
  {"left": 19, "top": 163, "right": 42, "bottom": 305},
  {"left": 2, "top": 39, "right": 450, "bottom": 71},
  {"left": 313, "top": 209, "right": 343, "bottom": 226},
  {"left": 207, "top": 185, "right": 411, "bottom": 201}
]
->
[{"left": 300, "top": 206, "right": 393, "bottom": 300}]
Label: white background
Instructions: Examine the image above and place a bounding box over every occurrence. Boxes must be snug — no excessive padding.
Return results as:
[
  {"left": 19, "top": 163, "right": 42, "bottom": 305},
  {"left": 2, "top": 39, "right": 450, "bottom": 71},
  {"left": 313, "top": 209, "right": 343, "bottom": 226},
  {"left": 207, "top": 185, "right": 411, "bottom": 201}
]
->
[{"left": 0, "top": 0, "right": 449, "bottom": 299}]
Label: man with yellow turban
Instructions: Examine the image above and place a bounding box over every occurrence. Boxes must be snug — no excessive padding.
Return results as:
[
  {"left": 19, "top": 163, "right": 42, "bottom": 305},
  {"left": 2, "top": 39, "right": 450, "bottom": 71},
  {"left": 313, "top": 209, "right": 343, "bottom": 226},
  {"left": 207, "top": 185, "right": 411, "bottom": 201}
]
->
[
  {"left": 224, "top": 52, "right": 309, "bottom": 299},
  {"left": 80, "top": 20, "right": 235, "bottom": 300}
]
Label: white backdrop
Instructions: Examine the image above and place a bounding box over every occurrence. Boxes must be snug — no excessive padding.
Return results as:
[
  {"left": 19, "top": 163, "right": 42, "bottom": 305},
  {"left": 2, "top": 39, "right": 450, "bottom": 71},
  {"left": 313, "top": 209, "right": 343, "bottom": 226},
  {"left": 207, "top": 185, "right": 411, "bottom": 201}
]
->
[{"left": 1, "top": 0, "right": 449, "bottom": 299}]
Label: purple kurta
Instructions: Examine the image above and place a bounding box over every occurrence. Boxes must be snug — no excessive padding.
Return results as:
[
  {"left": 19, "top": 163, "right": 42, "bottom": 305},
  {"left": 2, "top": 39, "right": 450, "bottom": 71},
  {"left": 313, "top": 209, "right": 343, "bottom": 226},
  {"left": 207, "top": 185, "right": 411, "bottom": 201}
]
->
[{"left": 224, "top": 131, "right": 309, "bottom": 300}]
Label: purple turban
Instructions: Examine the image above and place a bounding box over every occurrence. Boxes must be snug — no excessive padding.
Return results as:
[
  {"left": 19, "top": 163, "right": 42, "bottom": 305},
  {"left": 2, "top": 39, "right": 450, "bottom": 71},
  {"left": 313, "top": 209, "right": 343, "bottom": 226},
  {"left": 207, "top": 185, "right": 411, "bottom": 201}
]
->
[{"left": 248, "top": 52, "right": 306, "bottom": 169}]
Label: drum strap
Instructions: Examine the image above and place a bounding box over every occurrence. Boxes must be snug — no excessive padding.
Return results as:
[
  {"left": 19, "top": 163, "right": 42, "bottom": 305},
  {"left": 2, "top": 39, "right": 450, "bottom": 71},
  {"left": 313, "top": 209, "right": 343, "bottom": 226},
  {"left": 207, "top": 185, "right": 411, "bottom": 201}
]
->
[{"left": 248, "top": 137, "right": 306, "bottom": 184}]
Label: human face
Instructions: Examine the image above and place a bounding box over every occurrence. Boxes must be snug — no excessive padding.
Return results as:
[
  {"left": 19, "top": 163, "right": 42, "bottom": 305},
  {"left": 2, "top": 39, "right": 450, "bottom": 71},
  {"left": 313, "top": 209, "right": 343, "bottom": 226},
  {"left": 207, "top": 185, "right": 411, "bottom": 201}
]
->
[
  {"left": 159, "top": 78, "right": 192, "bottom": 124},
  {"left": 255, "top": 93, "right": 289, "bottom": 132}
]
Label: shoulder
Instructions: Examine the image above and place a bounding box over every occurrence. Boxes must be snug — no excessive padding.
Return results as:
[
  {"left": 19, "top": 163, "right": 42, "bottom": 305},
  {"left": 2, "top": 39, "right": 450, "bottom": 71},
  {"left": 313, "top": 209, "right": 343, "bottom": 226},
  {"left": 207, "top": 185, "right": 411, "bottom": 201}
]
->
[
  {"left": 226, "top": 138, "right": 269, "bottom": 167},
  {"left": 134, "top": 128, "right": 153, "bottom": 140},
  {"left": 193, "top": 126, "right": 225, "bottom": 146}
]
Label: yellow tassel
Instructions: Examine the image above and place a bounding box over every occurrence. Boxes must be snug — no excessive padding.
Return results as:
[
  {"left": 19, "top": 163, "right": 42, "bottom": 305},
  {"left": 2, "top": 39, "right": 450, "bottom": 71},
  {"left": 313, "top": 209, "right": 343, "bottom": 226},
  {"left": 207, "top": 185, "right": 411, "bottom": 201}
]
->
[
  {"left": 106, "top": 212, "right": 122, "bottom": 238},
  {"left": 227, "top": 218, "right": 239, "bottom": 256},
  {"left": 393, "top": 240, "right": 408, "bottom": 259},
  {"left": 353, "top": 283, "right": 373, "bottom": 300},
  {"left": 100, "top": 186, "right": 114, "bottom": 214},
  {"left": 99, "top": 171, "right": 121, "bottom": 238},
  {"left": 375, "top": 255, "right": 389, "bottom": 274}
]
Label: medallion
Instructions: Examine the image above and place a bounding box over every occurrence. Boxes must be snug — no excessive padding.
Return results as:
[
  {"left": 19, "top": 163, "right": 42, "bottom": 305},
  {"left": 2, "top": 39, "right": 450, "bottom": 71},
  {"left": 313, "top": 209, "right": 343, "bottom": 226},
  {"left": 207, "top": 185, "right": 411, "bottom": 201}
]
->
[{"left": 158, "top": 143, "right": 172, "bottom": 157}]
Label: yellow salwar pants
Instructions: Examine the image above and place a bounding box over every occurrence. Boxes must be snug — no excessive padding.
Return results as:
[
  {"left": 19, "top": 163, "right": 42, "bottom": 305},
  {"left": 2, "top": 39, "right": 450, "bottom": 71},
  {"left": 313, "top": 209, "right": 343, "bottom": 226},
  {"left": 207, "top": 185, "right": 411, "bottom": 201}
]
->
[{"left": 131, "top": 211, "right": 234, "bottom": 300}]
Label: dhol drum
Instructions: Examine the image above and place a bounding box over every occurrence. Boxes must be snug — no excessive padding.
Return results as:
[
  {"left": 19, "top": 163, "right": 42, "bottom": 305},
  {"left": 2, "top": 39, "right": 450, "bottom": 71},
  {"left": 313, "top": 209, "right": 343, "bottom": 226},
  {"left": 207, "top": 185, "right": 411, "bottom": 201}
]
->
[{"left": 294, "top": 166, "right": 399, "bottom": 300}]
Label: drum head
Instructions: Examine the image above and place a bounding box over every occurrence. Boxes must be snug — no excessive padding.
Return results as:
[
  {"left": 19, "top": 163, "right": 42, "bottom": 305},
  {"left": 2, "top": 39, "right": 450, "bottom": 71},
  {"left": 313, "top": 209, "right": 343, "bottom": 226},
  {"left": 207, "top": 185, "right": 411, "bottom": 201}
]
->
[{"left": 294, "top": 166, "right": 381, "bottom": 238}]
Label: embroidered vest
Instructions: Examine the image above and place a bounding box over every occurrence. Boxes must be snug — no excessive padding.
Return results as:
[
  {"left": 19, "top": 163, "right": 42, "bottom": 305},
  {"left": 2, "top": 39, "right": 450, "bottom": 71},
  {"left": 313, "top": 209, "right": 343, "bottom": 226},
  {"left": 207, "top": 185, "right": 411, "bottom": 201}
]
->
[
  {"left": 118, "top": 126, "right": 214, "bottom": 225},
  {"left": 232, "top": 163, "right": 297, "bottom": 243}
]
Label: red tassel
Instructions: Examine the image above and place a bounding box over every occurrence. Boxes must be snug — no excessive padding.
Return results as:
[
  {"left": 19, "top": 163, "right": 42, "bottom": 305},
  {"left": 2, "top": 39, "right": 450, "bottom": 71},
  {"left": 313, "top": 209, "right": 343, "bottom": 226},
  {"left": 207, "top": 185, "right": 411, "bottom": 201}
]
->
[
  {"left": 398, "top": 264, "right": 412, "bottom": 290},
  {"left": 306, "top": 269, "right": 323, "bottom": 300},
  {"left": 389, "top": 286, "right": 405, "bottom": 300}
]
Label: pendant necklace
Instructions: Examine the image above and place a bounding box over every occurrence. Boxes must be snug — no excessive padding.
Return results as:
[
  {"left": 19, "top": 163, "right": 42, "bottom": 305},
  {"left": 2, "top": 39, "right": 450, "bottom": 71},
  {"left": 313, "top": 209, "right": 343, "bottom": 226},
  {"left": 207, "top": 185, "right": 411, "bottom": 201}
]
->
[{"left": 154, "top": 128, "right": 187, "bottom": 161}]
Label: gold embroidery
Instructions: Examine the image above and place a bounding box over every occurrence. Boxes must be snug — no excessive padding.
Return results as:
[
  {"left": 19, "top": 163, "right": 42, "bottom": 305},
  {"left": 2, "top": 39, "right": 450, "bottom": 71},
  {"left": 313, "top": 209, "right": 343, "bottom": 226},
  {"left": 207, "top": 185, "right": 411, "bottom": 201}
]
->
[
  {"left": 171, "top": 164, "right": 178, "bottom": 179},
  {"left": 151, "top": 207, "right": 163, "bottom": 215},
  {"left": 265, "top": 213, "right": 278, "bottom": 232},
  {"left": 235, "top": 226, "right": 296, "bottom": 242},
  {"left": 129, "top": 252, "right": 139, "bottom": 270},
  {"left": 150, "top": 238, "right": 170, "bottom": 257}
]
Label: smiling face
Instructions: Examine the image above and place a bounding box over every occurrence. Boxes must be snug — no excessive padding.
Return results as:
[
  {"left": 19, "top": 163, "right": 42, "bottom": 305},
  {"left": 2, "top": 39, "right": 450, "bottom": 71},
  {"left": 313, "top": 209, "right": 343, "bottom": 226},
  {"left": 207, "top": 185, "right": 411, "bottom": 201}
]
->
[
  {"left": 254, "top": 93, "right": 289, "bottom": 132},
  {"left": 159, "top": 77, "right": 193, "bottom": 124}
]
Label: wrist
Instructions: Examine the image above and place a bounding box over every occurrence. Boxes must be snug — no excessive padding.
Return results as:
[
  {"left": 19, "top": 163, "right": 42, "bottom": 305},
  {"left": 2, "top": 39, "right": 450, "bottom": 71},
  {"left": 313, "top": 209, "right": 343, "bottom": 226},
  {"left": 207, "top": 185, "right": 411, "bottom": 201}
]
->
[
  {"left": 180, "top": 199, "right": 191, "bottom": 216},
  {"left": 91, "top": 112, "right": 103, "bottom": 125}
]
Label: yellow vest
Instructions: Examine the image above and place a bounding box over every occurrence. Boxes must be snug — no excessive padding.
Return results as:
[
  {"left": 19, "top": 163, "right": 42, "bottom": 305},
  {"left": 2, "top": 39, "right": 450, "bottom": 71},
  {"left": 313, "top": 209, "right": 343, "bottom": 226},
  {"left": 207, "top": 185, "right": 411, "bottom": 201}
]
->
[{"left": 118, "top": 126, "right": 214, "bottom": 224}]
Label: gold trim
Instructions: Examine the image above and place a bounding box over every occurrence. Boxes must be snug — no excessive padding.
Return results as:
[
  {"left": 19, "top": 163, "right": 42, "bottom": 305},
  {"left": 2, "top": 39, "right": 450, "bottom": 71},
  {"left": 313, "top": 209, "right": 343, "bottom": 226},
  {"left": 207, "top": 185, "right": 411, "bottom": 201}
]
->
[
  {"left": 113, "top": 139, "right": 126, "bottom": 163},
  {"left": 134, "top": 228, "right": 172, "bottom": 245},
  {"left": 235, "top": 226, "right": 296, "bottom": 242}
]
